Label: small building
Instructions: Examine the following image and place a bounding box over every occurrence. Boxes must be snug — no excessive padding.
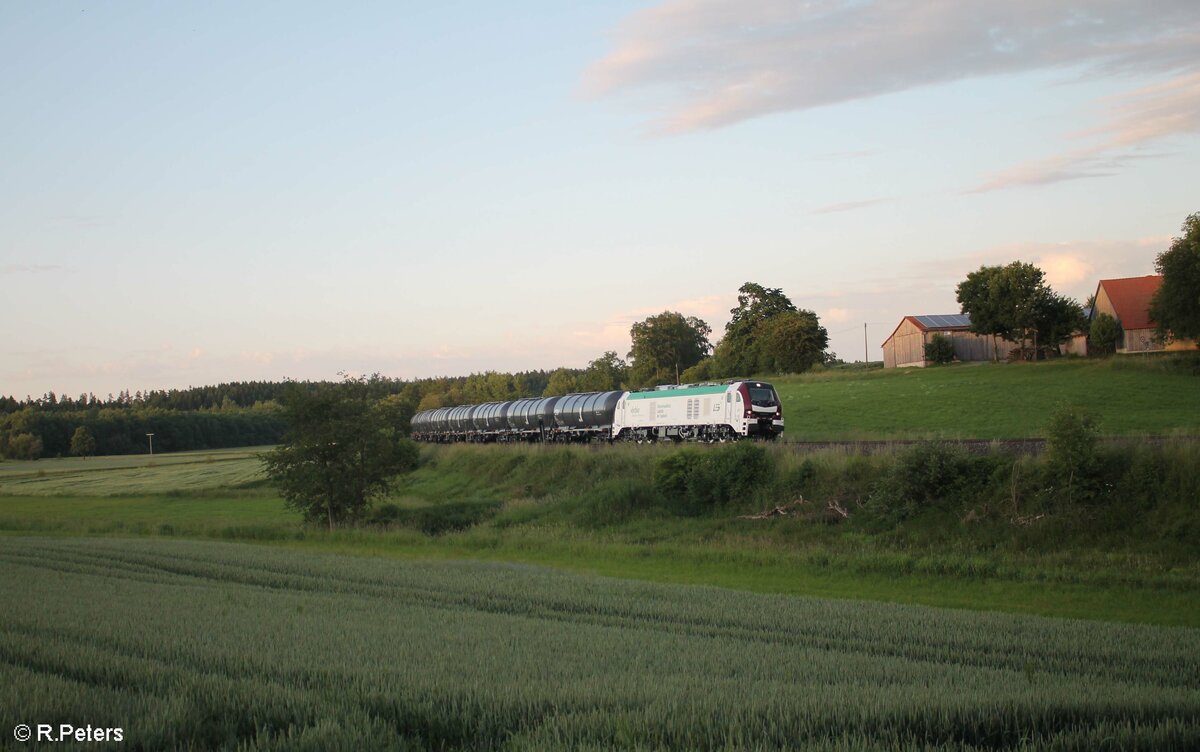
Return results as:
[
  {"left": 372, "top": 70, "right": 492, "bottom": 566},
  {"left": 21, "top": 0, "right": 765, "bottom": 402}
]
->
[
  {"left": 881, "top": 314, "right": 1016, "bottom": 368},
  {"left": 1091, "top": 276, "right": 1198, "bottom": 353},
  {"left": 1060, "top": 306, "right": 1092, "bottom": 357}
]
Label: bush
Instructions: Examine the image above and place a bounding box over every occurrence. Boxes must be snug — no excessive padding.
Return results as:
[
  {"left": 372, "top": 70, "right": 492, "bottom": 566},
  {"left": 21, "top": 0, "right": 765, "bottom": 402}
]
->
[
  {"left": 924, "top": 334, "right": 956, "bottom": 364},
  {"left": 1089, "top": 313, "right": 1120, "bottom": 356},
  {"left": 369, "top": 500, "right": 502, "bottom": 535},
  {"left": 653, "top": 443, "right": 775, "bottom": 516},
  {"left": 868, "top": 443, "right": 1005, "bottom": 523},
  {"left": 652, "top": 449, "right": 702, "bottom": 503},
  {"left": 1044, "top": 405, "right": 1099, "bottom": 503},
  {"left": 4, "top": 432, "right": 43, "bottom": 460}
]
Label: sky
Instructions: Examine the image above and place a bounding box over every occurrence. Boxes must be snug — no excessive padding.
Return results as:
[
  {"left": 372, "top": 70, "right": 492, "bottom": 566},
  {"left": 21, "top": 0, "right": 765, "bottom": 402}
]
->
[{"left": 2, "top": 0, "right": 1198, "bottom": 399}]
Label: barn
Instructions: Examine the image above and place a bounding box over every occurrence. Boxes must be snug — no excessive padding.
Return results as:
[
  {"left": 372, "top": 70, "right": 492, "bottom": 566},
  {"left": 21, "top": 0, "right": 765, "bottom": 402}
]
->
[
  {"left": 1092, "top": 276, "right": 1198, "bottom": 353},
  {"left": 881, "top": 314, "right": 1016, "bottom": 368}
]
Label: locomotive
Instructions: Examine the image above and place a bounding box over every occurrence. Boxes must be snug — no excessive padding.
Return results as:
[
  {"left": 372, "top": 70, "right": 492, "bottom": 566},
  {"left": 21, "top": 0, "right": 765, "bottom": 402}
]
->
[{"left": 409, "top": 381, "right": 783, "bottom": 442}]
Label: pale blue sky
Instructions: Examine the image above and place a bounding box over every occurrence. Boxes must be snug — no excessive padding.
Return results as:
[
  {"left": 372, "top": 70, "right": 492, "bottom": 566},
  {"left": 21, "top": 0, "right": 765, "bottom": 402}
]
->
[{"left": 3, "top": 1, "right": 1198, "bottom": 398}]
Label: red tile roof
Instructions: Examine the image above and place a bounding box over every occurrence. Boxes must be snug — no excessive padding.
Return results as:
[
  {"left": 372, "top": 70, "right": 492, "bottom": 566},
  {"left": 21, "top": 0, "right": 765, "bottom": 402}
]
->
[{"left": 1097, "top": 276, "right": 1161, "bottom": 331}]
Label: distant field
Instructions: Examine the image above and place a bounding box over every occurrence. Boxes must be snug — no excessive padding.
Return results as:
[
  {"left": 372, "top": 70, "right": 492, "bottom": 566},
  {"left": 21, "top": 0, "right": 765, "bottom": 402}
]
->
[
  {"left": 0, "top": 446, "right": 270, "bottom": 496},
  {"left": 3, "top": 538, "right": 1197, "bottom": 750},
  {"left": 772, "top": 357, "right": 1200, "bottom": 439}
]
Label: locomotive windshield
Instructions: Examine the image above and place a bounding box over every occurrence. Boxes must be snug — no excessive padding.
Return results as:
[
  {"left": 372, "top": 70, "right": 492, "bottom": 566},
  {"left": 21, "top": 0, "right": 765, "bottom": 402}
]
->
[{"left": 748, "top": 387, "right": 777, "bottom": 407}]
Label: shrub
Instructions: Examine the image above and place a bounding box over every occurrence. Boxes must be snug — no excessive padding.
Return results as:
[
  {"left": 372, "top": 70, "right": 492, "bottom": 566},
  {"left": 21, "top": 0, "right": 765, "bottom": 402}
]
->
[
  {"left": 1089, "top": 313, "right": 1120, "bottom": 356},
  {"left": 1044, "top": 405, "right": 1099, "bottom": 503},
  {"left": 369, "top": 500, "right": 502, "bottom": 535},
  {"left": 652, "top": 449, "right": 702, "bottom": 504},
  {"left": 924, "top": 334, "right": 956, "bottom": 364},
  {"left": 653, "top": 443, "right": 775, "bottom": 516},
  {"left": 5, "top": 432, "right": 43, "bottom": 460},
  {"left": 868, "top": 443, "right": 1004, "bottom": 523}
]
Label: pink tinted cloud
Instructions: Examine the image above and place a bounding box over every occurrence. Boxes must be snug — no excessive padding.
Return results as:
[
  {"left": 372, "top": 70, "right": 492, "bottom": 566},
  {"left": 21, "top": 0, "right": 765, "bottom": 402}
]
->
[
  {"left": 587, "top": 0, "right": 1200, "bottom": 134},
  {"left": 971, "top": 70, "right": 1200, "bottom": 191}
]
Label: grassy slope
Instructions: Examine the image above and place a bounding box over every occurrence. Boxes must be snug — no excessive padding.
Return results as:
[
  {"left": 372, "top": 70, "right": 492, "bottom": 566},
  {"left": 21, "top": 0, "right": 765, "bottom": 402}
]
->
[
  {"left": 3, "top": 442, "right": 1199, "bottom": 626},
  {"left": 773, "top": 357, "right": 1200, "bottom": 439}
]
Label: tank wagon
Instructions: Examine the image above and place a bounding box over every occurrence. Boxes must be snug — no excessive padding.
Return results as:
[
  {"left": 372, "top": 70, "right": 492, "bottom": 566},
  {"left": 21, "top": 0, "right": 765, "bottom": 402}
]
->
[{"left": 410, "top": 381, "right": 783, "bottom": 443}]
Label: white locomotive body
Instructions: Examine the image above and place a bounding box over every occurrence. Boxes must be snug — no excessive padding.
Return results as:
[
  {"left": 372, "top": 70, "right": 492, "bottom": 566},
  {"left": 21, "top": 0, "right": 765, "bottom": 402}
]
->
[{"left": 612, "top": 381, "right": 782, "bottom": 441}]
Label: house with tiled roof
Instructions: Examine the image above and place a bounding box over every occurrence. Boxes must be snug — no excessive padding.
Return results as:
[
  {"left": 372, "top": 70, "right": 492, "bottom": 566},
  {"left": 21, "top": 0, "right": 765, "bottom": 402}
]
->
[{"left": 1091, "top": 275, "right": 1198, "bottom": 353}]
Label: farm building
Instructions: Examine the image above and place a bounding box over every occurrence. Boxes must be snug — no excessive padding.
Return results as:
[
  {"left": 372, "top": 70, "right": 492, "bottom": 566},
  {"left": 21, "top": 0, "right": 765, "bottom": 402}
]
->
[
  {"left": 881, "top": 314, "right": 1017, "bottom": 368},
  {"left": 1092, "top": 275, "right": 1198, "bottom": 353}
]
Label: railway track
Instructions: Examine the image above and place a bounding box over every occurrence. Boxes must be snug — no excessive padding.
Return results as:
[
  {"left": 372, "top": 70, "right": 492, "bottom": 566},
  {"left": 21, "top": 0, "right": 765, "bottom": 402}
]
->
[{"left": 780, "top": 435, "right": 1198, "bottom": 454}]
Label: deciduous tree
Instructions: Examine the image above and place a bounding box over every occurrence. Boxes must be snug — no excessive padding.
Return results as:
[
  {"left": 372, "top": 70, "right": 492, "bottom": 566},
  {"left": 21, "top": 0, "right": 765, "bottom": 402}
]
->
[
  {"left": 69, "top": 426, "right": 96, "bottom": 457},
  {"left": 579, "top": 351, "right": 628, "bottom": 392},
  {"left": 716, "top": 283, "right": 797, "bottom": 375},
  {"left": 628, "top": 311, "right": 712, "bottom": 387},
  {"left": 957, "top": 262, "right": 1083, "bottom": 360},
  {"left": 1149, "top": 212, "right": 1200, "bottom": 342},
  {"left": 543, "top": 368, "right": 581, "bottom": 397},
  {"left": 264, "top": 375, "right": 418, "bottom": 530},
  {"left": 753, "top": 310, "right": 829, "bottom": 374}
]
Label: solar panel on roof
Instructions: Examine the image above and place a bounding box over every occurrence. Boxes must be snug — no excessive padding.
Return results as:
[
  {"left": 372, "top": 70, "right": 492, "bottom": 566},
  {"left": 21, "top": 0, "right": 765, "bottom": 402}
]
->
[{"left": 913, "top": 314, "right": 971, "bottom": 329}]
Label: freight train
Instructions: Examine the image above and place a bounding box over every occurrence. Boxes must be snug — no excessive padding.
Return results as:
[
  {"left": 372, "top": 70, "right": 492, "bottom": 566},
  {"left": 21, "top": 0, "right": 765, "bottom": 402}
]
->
[{"left": 410, "top": 381, "right": 783, "bottom": 443}]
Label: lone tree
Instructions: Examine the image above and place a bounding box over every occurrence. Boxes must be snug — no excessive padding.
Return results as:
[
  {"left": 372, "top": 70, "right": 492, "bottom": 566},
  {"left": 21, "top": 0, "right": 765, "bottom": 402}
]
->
[
  {"left": 1149, "top": 212, "right": 1200, "bottom": 343},
  {"left": 627, "top": 311, "right": 712, "bottom": 387},
  {"left": 264, "top": 375, "right": 419, "bottom": 530},
  {"left": 69, "top": 426, "right": 96, "bottom": 457}
]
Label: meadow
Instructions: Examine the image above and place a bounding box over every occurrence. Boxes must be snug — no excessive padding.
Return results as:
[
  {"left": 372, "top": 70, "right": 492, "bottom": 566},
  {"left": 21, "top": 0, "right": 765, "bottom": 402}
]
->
[
  {"left": 3, "top": 537, "right": 1198, "bottom": 750},
  {"left": 771, "top": 356, "right": 1200, "bottom": 439}
]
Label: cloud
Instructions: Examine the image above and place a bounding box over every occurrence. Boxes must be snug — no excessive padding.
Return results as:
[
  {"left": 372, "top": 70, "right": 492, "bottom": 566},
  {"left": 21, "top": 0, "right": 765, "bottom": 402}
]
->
[
  {"left": 812, "top": 149, "right": 881, "bottom": 161},
  {"left": 570, "top": 294, "right": 734, "bottom": 353},
  {"left": 905, "top": 237, "right": 1165, "bottom": 300},
  {"left": 587, "top": 0, "right": 1200, "bottom": 134},
  {"left": 970, "top": 70, "right": 1200, "bottom": 191},
  {"left": 810, "top": 197, "right": 890, "bottom": 215},
  {"left": 1, "top": 264, "right": 63, "bottom": 275},
  {"left": 1036, "top": 254, "right": 1095, "bottom": 290}
]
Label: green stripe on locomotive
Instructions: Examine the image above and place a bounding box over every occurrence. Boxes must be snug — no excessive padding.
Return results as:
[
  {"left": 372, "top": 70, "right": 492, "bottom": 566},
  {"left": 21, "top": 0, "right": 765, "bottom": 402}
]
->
[{"left": 625, "top": 384, "right": 729, "bottom": 400}]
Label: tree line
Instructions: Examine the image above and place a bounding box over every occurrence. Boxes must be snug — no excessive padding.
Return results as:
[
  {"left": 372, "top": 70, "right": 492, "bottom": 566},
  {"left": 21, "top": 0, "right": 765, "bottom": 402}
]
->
[{"left": 0, "top": 405, "right": 287, "bottom": 460}]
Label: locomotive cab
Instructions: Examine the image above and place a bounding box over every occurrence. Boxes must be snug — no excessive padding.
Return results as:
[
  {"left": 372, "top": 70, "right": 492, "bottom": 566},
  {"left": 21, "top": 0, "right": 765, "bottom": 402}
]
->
[{"left": 737, "top": 381, "right": 784, "bottom": 438}]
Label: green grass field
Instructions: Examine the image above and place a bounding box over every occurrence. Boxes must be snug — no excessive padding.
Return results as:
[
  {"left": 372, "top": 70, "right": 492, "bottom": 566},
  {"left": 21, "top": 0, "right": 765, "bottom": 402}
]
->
[
  {"left": 0, "top": 446, "right": 271, "bottom": 496},
  {"left": 3, "top": 538, "right": 1198, "bottom": 750},
  {"left": 771, "top": 356, "right": 1200, "bottom": 439}
]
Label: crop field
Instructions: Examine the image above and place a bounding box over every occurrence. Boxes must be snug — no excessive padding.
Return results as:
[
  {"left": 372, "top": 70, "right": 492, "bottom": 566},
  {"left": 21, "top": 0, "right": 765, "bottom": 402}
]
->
[
  {"left": 0, "top": 447, "right": 269, "bottom": 496},
  {"left": 3, "top": 537, "right": 1199, "bottom": 751}
]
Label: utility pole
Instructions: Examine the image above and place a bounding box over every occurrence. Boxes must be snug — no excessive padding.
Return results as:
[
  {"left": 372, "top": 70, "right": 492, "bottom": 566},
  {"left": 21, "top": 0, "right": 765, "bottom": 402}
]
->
[
  {"left": 864, "top": 323, "right": 868, "bottom": 364},
  {"left": 146, "top": 433, "right": 155, "bottom": 456}
]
